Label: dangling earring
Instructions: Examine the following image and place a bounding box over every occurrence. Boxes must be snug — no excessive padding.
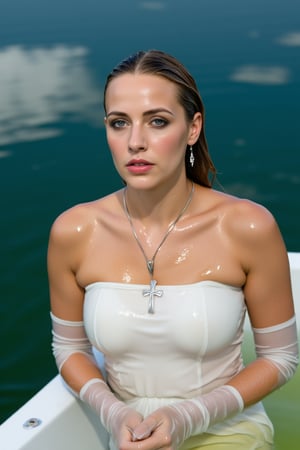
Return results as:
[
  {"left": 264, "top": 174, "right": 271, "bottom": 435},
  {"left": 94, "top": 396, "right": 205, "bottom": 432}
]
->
[{"left": 189, "top": 146, "right": 195, "bottom": 167}]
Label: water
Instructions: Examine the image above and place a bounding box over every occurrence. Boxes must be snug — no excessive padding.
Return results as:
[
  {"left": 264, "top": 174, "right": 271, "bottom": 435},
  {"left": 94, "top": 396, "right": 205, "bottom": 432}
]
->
[{"left": 0, "top": 0, "right": 299, "bottom": 446}]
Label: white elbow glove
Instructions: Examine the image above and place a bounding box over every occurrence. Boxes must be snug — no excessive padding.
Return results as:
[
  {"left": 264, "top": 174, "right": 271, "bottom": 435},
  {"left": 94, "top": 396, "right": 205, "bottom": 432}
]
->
[
  {"left": 50, "top": 313, "right": 143, "bottom": 445},
  {"left": 80, "top": 378, "right": 143, "bottom": 446},
  {"left": 253, "top": 315, "right": 299, "bottom": 386},
  {"left": 50, "top": 312, "right": 95, "bottom": 373},
  {"left": 50, "top": 312, "right": 97, "bottom": 396},
  {"left": 132, "top": 385, "right": 243, "bottom": 448}
]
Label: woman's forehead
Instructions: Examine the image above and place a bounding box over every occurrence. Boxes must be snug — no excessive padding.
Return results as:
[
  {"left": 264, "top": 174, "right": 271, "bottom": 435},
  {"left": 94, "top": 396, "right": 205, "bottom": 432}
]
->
[{"left": 105, "top": 73, "right": 179, "bottom": 109}]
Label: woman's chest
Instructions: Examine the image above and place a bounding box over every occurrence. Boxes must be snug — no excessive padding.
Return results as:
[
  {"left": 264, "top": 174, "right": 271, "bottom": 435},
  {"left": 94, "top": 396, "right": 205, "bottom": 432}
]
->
[
  {"left": 83, "top": 282, "right": 246, "bottom": 357},
  {"left": 76, "top": 220, "right": 246, "bottom": 287}
]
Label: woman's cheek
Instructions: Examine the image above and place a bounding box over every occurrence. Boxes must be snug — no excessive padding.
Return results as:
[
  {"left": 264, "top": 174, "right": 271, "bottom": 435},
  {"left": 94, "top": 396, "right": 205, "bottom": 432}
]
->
[{"left": 155, "top": 134, "right": 187, "bottom": 157}]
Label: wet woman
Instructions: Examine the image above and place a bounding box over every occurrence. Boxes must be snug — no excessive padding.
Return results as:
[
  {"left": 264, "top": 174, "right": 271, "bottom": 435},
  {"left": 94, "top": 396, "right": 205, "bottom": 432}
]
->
[{"left": 48, "top": 50, "right": 298, "bottom": 449}]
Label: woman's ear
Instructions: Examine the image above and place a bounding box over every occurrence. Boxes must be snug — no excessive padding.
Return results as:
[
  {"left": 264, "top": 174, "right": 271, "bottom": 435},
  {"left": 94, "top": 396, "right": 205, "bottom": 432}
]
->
[{"left": 188, "top": 112, "right": 202, "bottom": 145}]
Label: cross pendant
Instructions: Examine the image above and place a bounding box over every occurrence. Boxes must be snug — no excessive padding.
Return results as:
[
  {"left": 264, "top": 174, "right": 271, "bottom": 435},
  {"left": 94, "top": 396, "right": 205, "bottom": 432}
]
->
[{"left": 142, "top": 279, "right": 163, "bottom": 314}]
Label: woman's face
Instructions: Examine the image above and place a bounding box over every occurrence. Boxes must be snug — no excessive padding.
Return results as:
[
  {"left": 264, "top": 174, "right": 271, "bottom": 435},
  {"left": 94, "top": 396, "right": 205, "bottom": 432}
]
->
[{"left": 104, "top": 73, "right": 201, "bottom": 190}]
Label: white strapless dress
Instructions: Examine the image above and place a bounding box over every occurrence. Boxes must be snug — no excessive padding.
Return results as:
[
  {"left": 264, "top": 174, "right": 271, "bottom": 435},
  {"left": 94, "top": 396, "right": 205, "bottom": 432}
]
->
[{"left": 83, "top": 280, "right": 273, "bottom": 442}]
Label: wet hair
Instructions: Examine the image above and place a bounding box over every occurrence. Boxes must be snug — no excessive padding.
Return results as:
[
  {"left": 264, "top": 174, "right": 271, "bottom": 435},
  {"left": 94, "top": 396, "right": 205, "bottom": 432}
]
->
[{"left": 104, "top": 50, "right": 216, "bottom": 187}]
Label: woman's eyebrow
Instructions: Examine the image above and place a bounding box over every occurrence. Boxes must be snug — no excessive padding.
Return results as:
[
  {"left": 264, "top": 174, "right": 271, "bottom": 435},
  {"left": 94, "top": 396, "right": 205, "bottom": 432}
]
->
[
  {"left": 106, "top": 111, "right": 128, "bottom": 118},
  {"left": 143, "top": 108, "right": 174, "bottom": 117},
  {"left": 106, "top": 108, "right": 174, "bottom": 118}
]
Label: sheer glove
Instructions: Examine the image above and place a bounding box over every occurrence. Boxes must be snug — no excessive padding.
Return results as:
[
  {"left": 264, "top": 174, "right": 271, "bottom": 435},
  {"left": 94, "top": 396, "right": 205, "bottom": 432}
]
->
[
  {"left": 80, "top": 378, "right": 144, "bottom": 447},
  {"left": 131, "top": 385, "right": 243, "bottom": 449},
  {"left": 253, "top": 315, "right": 298, "bottom": 386}
]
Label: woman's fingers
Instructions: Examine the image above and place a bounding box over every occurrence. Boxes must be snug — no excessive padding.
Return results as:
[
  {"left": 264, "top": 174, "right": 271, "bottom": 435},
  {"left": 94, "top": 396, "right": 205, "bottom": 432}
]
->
[{"left": 131, "top": 415, "right": 157, "bottom": 440}]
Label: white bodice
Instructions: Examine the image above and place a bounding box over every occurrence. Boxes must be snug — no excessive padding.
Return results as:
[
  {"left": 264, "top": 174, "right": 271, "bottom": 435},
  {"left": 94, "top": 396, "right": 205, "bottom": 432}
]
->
[{"left": 83, "top": 280, "right": 246, "bottom": 403}]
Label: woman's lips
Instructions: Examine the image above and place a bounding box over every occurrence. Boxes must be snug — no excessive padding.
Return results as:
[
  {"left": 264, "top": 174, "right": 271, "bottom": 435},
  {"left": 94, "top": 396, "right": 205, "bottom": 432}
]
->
[{"left": 126, "top": 159, "right": 154, "bottom": 174}]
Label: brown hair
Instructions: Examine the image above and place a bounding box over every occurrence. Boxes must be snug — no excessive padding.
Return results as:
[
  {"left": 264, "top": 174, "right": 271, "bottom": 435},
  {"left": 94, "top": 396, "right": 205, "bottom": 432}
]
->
[{"left": 104, "top": 50, "right": 216, "bottom": 187}]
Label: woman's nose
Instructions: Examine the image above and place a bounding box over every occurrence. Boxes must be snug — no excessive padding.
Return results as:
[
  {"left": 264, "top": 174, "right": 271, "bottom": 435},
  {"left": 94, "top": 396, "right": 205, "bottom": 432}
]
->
[{"left": 128, "top": 124, "right": 147, "bottom": 152}]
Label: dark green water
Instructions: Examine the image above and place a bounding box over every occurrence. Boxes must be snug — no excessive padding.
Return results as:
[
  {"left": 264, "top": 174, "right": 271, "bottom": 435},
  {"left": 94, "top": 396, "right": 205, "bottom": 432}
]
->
[{"left": 1, "top": 0, "right": 299, "bottom": 446}]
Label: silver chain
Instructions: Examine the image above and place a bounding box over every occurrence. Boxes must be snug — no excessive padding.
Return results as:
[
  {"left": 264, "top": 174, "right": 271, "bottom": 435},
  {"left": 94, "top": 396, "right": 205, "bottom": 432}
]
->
[{"left": 122, "top": 183, "right": 194, "bottom": 276}]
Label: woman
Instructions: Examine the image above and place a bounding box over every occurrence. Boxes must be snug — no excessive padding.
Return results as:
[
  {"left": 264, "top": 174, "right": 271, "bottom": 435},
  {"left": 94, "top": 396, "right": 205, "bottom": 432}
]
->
[{"left": 48, "top": 50, "right": 298, "bottom": 449}]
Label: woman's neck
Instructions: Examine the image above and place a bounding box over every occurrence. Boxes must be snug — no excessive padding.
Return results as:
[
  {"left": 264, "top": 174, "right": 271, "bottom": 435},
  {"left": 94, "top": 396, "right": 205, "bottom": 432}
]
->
[{"left": 123, "top": 179, "right": 194, "bottom": 227}]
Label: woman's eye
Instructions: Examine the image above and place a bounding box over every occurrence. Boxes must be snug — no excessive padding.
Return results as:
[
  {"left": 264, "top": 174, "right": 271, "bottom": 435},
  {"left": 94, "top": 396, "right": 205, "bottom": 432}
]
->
[
  {"left": 151, "top": 118, "right": 168, "bottom": 127},
  {"left": 110, "top": 119, "right": 127, "bottom": 128}
]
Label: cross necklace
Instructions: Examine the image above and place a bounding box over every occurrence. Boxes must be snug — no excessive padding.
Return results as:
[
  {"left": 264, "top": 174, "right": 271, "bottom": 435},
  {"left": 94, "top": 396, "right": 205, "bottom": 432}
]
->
[{"left": 122, "top": 183, "right": 194, "bottom": 314}]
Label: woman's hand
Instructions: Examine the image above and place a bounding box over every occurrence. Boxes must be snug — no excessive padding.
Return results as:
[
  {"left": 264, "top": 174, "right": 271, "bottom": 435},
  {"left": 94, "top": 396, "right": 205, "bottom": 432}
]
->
[
  {"left": 79, "top": 379, "right": 144, "bottom": 448},
  {"left": 129, "top": 405, "right": 192, "bottom": 450},
  {"left": 109, "top": 404, "right": 144, "bottom": 448},
  {"left": 127, "top": 386, "right": 243, "bottom": 450}
]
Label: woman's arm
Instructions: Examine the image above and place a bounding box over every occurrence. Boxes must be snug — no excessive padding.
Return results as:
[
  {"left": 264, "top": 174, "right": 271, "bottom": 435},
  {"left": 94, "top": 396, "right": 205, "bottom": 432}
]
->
[
  {"left": 48, "top": 206, "right": 143, "bottom": 447},
  {"left": 48, "top": 207, "right": 103, "bottom": 389},
  {"left": 226, "top": 200, "right": 298, "bottom": 403}
]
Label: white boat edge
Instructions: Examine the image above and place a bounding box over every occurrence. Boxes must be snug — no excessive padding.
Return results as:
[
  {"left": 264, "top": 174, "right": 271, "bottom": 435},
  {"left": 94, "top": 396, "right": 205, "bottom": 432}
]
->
[{"left": 1, "top": 252, "right": 300, "bottom": 450}]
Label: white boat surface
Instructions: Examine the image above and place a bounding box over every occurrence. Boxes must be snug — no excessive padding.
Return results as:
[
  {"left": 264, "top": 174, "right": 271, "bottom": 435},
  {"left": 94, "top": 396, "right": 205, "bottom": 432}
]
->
[{"left": 1, "top": 252, "right": 300, "bottom": 450}]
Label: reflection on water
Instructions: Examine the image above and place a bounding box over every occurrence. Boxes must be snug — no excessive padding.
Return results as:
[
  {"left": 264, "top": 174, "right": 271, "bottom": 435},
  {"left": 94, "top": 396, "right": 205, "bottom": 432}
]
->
[
  {"left": 230, "top": 65, "right": 290, "bottom": 85},
  {"left": 229, "top": 30, "right": 300, "bottom": 85},
  {"left": 139, "top": 1, "right": 166, "bottom": 10},
  {"left": 0, "top": 45, "right": 102, "bottom": 147},
  {"left": 0, "top": 150, "right": 12, "bottom": 158},
  {"left": 276, "top": 31, "right": 300, "bottom": 46},
  {"left": 0, "top": 25, "right": 299, "bottom": 148}
]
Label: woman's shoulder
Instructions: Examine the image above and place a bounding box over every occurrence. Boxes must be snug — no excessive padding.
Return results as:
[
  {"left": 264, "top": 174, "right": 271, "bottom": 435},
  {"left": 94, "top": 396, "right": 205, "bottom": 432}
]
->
[
  {"left": 208, "top": 188, "right": 279, "bottom": 244},
  {"left": 49, "top": 191, "right": 121, "bottom": 245}
]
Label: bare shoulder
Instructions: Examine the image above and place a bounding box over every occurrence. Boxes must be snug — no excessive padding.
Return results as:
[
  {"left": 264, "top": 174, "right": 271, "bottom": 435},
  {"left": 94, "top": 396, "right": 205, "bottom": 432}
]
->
[
  {"left": 230, "top": 198, "right": 279, "bottom": 245},
  {"left": 210, "top": 190, "right": 289, "bottom": 278},
  {"left": 211, "top": 190, "right": 280, "bottom": 245},
  {"left": 49, "top": 191, "right": 121, "bottom": 248},
  {"left": 208, "top": 190, "right": 289, "bottom": 282}
]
